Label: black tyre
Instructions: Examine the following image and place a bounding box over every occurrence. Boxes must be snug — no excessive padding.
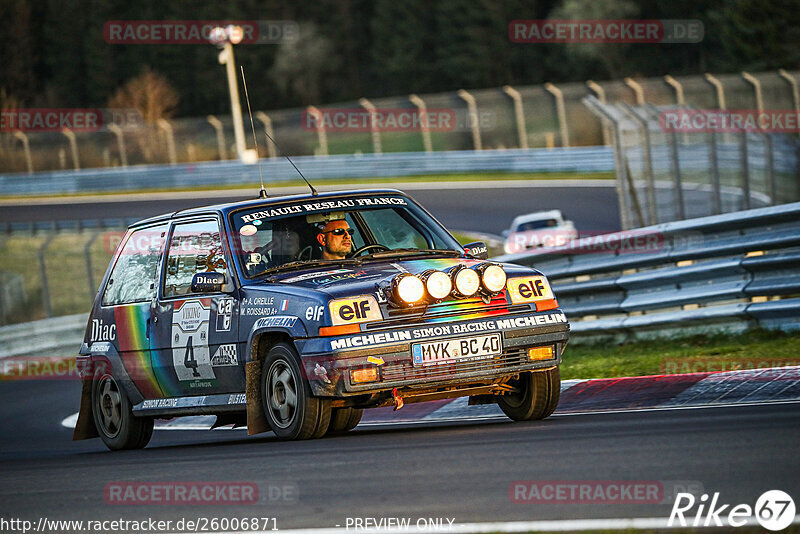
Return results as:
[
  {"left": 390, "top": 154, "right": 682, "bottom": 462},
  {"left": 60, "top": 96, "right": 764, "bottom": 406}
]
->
[
  {"left": 326, "top": 407, "right": 364, "bottom": 434},
  {"left": 497, "top": 367, "right": 560, "bottom": 421},
  {"left": 261, "top": 343, "right": 331, "bottom": 440},
  {"left": 92, "top": 370, "right": 153, "bottom": 451}
]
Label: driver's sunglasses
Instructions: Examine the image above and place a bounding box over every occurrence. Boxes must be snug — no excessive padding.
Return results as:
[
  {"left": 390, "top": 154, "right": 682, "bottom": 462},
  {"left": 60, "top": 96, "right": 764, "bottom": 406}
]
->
[{"left": 324, "top": 228, "right": 354, "bottom": 237}]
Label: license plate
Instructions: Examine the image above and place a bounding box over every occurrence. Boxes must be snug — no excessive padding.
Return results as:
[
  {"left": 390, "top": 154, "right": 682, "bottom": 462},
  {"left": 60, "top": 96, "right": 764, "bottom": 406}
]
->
[{"left": 412, "top": 333, "right": 501, "bottom": 367}]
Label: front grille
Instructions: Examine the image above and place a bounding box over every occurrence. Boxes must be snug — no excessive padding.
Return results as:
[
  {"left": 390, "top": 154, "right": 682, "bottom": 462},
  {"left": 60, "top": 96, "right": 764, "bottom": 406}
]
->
[{"left": 380, "top": 346, "right": 546, "bottom": 382}]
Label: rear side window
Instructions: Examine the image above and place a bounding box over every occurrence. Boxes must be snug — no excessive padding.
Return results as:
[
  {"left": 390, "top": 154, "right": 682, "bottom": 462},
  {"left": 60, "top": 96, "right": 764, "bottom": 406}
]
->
[
  {"left": 164, "top": 219, "right": 228, "bottom": 298},
  {"left": 102, "top": 224, "right": 168, "bottom": 306}
]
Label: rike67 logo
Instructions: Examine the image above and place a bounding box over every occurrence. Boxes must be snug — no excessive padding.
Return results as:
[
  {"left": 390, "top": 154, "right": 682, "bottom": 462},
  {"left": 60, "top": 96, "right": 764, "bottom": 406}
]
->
[{"left": 669, "top": 490, "right": 796, "bottom": 531}]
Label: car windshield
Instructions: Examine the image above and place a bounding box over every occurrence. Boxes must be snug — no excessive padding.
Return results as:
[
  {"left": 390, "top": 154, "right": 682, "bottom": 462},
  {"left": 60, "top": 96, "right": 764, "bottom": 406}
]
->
[
  {"left": 516, "top": 219, "right": 559, "bottom": 231},
  {"left": 230, "top": 194, "right": 462, "bottom": 278}
]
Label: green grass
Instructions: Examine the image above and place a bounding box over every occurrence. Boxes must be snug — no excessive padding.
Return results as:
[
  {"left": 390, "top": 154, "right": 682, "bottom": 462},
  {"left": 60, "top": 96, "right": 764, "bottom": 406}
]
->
[{"left": 561, "top": 329, "right": 800, "bottom": 380}]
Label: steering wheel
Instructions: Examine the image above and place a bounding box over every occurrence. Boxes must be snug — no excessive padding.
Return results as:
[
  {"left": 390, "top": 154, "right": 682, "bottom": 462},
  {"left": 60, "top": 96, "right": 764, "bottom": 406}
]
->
[{"left": 350, "top": 244, "right": 390, "bottom": 257}]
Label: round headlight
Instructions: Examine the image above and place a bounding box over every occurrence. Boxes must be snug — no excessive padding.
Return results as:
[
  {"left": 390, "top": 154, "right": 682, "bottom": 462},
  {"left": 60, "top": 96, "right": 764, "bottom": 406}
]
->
[
  {"left": 395, "top": 274, "right": 425, "bottom": 304},
  {"left": 481, "top": 264, "right": 507, "bottom": 293},
  {"left": 453, "top": 267, "right": 480, "bottom": 297},
  {"left": 424, "top": 270, "right": 452, "bottom": 301}
]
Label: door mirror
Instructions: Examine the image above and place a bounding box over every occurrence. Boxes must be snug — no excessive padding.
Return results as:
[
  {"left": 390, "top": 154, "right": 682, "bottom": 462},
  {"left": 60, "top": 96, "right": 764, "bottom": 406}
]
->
[
  {"left": 462, "top": 241, "right": 489, "bottom": 260},
  {"left": 191, "top": 272, "right": 226, "bottom": 293}
]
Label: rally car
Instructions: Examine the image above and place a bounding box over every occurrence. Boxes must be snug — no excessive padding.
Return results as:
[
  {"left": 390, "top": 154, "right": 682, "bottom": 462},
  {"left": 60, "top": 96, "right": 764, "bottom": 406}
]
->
[{"left": 73, "top": 189, "right": 569, "bottom": 450}]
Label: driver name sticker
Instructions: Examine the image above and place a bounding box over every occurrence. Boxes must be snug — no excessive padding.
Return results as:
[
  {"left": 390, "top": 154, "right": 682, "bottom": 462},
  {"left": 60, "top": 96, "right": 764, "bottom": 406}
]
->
[{"left": 172, "top": 300, "right": 215, "bottom": 381}]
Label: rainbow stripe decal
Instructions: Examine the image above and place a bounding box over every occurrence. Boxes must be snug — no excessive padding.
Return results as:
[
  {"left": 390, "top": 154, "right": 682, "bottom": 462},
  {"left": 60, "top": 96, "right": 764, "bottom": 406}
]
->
[{"left": 113, "top": 304, "right": 163, "bottom": 399}]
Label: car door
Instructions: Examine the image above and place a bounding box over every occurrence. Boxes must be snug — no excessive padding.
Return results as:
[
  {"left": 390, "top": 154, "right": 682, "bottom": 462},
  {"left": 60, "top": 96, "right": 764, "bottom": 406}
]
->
[
  {"left": 100, "top": 223, "right": 169, "bottom": 400},
  {"left": 150, "top": 217, "right": 242, "bottom": 397}
]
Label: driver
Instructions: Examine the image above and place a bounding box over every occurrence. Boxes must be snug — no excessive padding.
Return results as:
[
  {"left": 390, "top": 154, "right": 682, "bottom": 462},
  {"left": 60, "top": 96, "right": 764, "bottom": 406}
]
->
[{"left": 316, "top": 220, "right": 353, "bottom": 260}]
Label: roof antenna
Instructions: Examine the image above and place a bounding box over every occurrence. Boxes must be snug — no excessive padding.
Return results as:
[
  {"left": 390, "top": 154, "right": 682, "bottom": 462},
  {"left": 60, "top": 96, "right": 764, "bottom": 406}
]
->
[{"left": 240, "top": 66, "right": 318, "bottom": 197}]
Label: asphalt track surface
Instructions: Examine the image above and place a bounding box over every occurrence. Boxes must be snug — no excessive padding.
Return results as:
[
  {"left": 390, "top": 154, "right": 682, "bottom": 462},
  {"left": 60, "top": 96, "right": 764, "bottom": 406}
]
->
[
  {"left": 1, "top": 378, "right": 799, "bottom": 531},
  {"left": 0, "top": 182, "right": 621, "bottom": 235}
]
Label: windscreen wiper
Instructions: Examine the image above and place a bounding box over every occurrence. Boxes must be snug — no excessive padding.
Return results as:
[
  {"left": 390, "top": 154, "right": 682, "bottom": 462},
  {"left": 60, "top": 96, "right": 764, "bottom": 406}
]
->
[
  {"left": 254, "top": 258, "right": 362, "bottom": 279},
  {"left": 359, "top": 248, "right": 462, "bottom": 260}
]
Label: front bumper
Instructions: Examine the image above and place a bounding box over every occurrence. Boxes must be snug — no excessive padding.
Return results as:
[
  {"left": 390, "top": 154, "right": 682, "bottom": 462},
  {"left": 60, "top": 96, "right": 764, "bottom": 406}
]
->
[{"left": 299, "top": 310, "right": 569, "bottom": 397}]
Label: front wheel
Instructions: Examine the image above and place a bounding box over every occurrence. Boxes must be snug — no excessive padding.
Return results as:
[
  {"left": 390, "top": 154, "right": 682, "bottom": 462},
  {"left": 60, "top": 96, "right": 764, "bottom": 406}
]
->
[
  {"left": 326, "top": 407, "right": 363, "bottom": 434},
  {"left": 497, "top": 367, "right": 560, "bottom": 421},
  {"left": 261, "top": 343, "right": 331, "bottom": 440},
  {"left": 92, "top": 371, "right": 153, "bottom": 450}
]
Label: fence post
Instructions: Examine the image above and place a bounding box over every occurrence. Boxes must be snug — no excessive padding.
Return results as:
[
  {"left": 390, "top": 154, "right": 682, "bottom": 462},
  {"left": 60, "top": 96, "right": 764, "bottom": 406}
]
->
[
  {"left": 544, "top": 83, "right": 570, "bottom": 147},
  {"left": 586, "top": 80, "right": 612, "bottom": 146},
  {"left": 703, "top": 109, "right": 723, "bottom": 215},
  {"left": 763, "top": 133, "right": 775, "bottom": 204},
  {"left": 741, "top": 72, "right": 764, "bottom": 112},
  {"left": 61, "top": 128, "right": 80, "bottom": 170},
  {"left": 254, "top": 112, "right": 278, "bottom": 158},
  {"left": 38, "top": 233, "right": 57, "bottom": 318},
  {"left": 457, "top": 89, "right": 482, "bottom": 151},
  {"left": 739, "top": 128, "right": 751, "bottom": 210},
  {"left": 84, "top": 231, "right": 102, "bottom": 299},
  {"left": 620, "top": 103, "right": 658, "bottom": 225},
  {"left": 157, "top": 119, "right": 177, "bottom": 164},
  {"left": 583, "top": 96, "right": 632, "bottom": 229},
  {"left": 207, "top": 115, "right": 227, "bottom": 160},
  {"left": 306, "top": 106, "right": 329, "bottom": 156},
  {"left": 359, "top": 97, "right": 383, "bottom": 154},
  {"left": 502, "top": 85, "right": 528, "bottom": 149},
  {"left": 408, "top": 94, "right": 433, "bottom": 153},
  {"left": 624, "top": 78, "right": 646, "bottom": 105},
  {"left": 108, "top": 123, "right": 128, "bottom": 167},
  {"left": 13, "top": 131, "right": 33, "bottom": 174},
  {"left": 704, "top": 73, "right": 726, "bottom": 109},
  {"left": 778, "top": 69, "right": 799, "bottom": 130}
]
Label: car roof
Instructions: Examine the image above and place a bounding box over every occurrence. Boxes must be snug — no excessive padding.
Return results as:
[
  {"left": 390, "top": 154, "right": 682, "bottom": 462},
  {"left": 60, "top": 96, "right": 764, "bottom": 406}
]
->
[
  {"left": 510, "top": 209, "right": 564, "bottom": 226},
  {"left": 129, "top": 188, "right": 409, "bottom": 228}
]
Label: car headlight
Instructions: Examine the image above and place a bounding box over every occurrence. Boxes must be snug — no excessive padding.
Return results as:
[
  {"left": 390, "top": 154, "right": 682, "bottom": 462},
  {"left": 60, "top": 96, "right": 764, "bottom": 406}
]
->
[
  {"left": 478, "top": 264, "right": 507, "bottom": 294},
  {"left": 422, "top": 270, "right": 452, "bottom": 302},
  {"left": 451, "top": 266, "right": 480, "bottom": 298},
  {"left": 392, "top": 274, "right": 425, "bottom": 305}
]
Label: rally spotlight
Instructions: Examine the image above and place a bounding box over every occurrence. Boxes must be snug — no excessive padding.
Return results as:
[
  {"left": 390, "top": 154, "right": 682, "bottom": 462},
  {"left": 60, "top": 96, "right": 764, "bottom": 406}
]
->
[
  {"left": 476, "top": 263, "right": 507, "bottom": 295},
  {"left": 421, "top": 270, "right": 452, "bottom": 303},
  {"left": 450, "top": 265, "right": 480, "bottom": 298},
  {"left": 391, "top": 273, "right": 425, "bottom": 306}
]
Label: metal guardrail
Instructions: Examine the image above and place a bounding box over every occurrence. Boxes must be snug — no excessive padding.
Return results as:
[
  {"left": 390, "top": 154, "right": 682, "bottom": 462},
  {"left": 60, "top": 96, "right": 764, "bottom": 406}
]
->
[
  {"left": 0, "top": 147, "right": 614, "bottom": 197},
  {"left": 495, "top": 201, "right": 800, "bottom": 340}
]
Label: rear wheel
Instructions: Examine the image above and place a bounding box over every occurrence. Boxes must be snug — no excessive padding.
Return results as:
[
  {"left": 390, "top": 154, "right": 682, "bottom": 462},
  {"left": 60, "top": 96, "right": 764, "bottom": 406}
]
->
[
  {"left": 497, "top": 367, "right": 560, "bottom": 421},
  {"left": 261, "top": 343, "right": 331, "bottom": 440},
  {"left": 92, "top": 371, "right": 153, "bottom": 450},
  {"left": 326, "top": 407, "right": 363, "bottom": 434}
]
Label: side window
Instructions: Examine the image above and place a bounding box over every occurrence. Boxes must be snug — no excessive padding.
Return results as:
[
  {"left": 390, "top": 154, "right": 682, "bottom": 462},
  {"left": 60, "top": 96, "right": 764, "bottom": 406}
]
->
[
  {"left": 102, "top": 224, "right": 167, "bottom": 306},
  {"left": 164, "top": 220, "right": 227, "bottom": 298}
]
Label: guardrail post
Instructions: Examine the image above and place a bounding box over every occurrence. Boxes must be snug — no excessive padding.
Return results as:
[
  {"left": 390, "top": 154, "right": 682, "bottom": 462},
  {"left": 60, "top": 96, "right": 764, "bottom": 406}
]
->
[
  {"left": 502, "top": 86, "right": 528, "bottom": 149},
  {"left": 38, "top": 233, "right": 57, "bottom": 318},
  {"left": 624, "top": 78, "right": 646, "bottom": 105},
  {"left": 586, "top": 80, "right": 612, "bottom": 145},
  {"left": 457, "top": 89, "right": 482, "bottom": 151},
  {"left": 742, "top": 72, "right": 764, "bottom": 113},
  {"left": 409, "top": 95, "right": 433, "bottom": 153},
  {"left": 544, "top": 83, "right": 570, "bottom": 147},
  {"left": 108, "top": 123, "right": 128, "bottom": 167},
  {"left": 254, "top": 112, "right": 278, "bottom": 158},
  {"left": 359, "top": 97, "right": 383, "bottom": 154},
  {"left": 207, "top": 115, "right": 227, "bottom": 160},
  {"left": 157, "top": 119, "right": 177, "bottom": 164},
  {"left": 306, "top": 106, "right": 329, "bottom": 156},
  {"left": 61, "top": 128, "right": 80, "bottom": 170},
  {"left": 620, "top": 103, "right": 658, "bottom": 225},
  {"left": 583, "top": 95, "right": 633, "bottom": 229},
  {"left": 13, "top": 131, "right": 33, "bottom": 174},
  {"left": 84, "top": 231, "right": 102, "bottom": 299}
]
